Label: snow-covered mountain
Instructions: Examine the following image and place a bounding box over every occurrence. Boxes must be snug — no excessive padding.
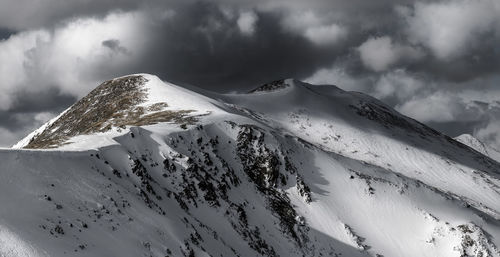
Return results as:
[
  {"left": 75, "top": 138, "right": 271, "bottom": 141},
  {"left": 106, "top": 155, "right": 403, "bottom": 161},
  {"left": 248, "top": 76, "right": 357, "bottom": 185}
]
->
[
  {"left": 455, "top": 134, "right": 500, "bottom": 163},
  {"left": 3, "top": 74, "right": 500, "bottom": 257}
]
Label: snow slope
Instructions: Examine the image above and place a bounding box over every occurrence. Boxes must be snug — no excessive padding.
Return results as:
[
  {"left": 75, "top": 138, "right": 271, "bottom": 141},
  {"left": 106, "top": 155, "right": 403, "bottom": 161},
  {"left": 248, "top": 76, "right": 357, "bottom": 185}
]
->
[
  {"left": 455, "top": 134, "right": 500, "bottom": 163},
  {"left": 3, "top": 74, "right": 500, "bottom": 257}
]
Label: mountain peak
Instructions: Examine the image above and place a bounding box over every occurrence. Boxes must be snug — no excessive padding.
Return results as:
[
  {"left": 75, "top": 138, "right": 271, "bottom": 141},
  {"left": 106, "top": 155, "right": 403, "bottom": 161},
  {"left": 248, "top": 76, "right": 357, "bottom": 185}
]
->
[{"left": 16, "top": 74, "right": 207, "bottom": 149}]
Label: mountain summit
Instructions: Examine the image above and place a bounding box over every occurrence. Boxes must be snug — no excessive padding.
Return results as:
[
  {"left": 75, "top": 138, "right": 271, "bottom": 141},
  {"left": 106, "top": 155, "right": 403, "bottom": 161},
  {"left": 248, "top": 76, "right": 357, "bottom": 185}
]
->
[
  {"left": 3, "top": 74, "right": 500, "bottom": 257},
  {"left": 14, "top": 74, "right": 213, "bottom": 149}
]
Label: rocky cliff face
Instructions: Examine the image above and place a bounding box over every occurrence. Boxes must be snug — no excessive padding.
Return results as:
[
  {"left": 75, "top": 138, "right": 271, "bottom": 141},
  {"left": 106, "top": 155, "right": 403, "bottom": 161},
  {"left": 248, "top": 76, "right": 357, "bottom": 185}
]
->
[{"left": 3, "top": 74, "right": 500, "bottom": 257}]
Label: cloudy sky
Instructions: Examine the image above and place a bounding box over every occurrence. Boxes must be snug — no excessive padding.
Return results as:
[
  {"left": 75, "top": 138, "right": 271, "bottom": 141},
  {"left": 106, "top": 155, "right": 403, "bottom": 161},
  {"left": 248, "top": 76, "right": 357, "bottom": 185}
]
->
[{"left": 0, "top": 0, "right": 499, "bottom": 148}]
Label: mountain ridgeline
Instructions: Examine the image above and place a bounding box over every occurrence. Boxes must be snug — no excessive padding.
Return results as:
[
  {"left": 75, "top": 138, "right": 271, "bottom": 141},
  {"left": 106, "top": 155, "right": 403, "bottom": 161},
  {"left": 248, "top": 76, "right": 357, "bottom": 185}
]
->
[{"left": 3, "top": 74, "right": 500, "bottom": 257}]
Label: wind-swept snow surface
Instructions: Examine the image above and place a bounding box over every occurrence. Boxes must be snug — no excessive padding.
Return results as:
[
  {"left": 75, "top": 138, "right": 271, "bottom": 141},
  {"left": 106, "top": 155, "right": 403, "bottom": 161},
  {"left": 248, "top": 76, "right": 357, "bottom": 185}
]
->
[
  {"left": 455, "top": 134, "right": 500, "bottom": 163},
  {"left": 4, "top": 74, "right": 500, "bottom": 257}
]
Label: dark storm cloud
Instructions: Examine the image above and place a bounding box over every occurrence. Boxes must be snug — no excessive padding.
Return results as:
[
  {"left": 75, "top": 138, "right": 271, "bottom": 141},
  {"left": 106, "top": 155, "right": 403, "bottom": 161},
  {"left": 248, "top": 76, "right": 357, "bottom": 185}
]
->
[
  {"left": 102, "top": 39, "right": 129, "bottom": 55},
  {"left": 0, "top": 88, "right": 75, "bottom": 146},
  {"left": 131, "top": 2, "right": 350, "bottom": 91},
  {"left": 9, "top": 88, "right": 76, "bottom": 115},
  {"left": 0, "top": 28, "right": 15, "bottom": 40},
  {"left": 2, "top": 0, "right": 496, "bottom": 90},
  {"left": 392, "top": 35, "right": 500, "bottom": 84},
  {"left": 0, "top": 0, "right": 499, "bottom": 147},
  {"left": 0, "top": 0, "right": 139, "bottom": 30}
]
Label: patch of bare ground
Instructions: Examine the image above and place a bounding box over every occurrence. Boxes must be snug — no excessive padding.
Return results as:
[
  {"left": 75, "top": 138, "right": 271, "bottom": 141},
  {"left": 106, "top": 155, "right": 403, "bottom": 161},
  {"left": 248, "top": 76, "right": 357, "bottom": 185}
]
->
[{"left": 25, "top": 75, "right": 199, "bottom": 149}]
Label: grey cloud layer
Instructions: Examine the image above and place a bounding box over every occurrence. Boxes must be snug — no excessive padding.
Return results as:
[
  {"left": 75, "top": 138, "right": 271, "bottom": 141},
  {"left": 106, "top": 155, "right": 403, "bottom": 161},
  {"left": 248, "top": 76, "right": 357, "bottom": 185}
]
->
[{"left": 0, "top": 0, "right": 499, "bottom": 147}]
